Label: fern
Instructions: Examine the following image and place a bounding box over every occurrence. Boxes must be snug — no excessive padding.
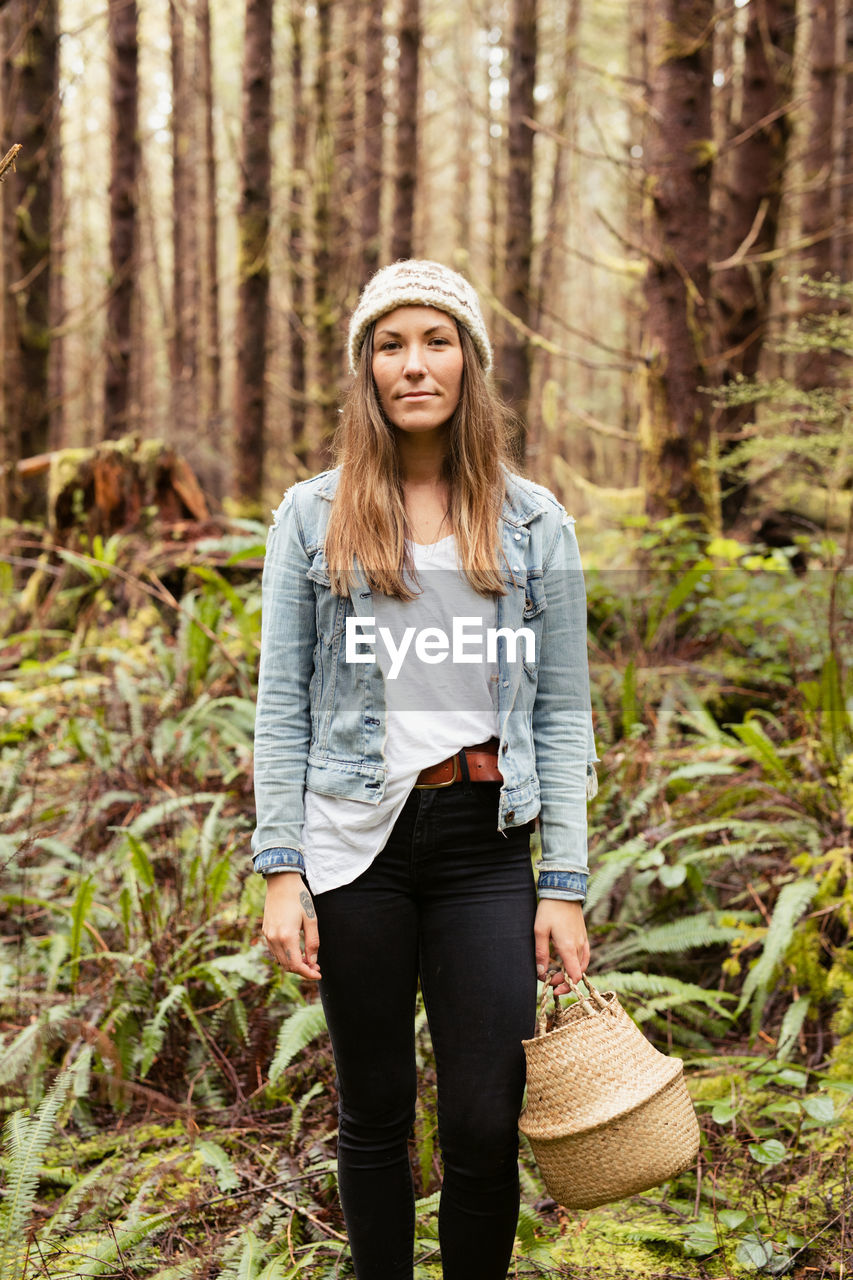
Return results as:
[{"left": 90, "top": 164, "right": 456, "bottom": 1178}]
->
[
  {"left": 268, "top": 1003, "right": 329, "bottom": 1084},
  {"left": 738, "top": 879, "right": 818, "bottom": 1033},
  {"left": 0, "top": 1070, "right": 71, "bottom": 1280},
  {"left": 601, "top": 911, "right": 748, "bottom": 965}
]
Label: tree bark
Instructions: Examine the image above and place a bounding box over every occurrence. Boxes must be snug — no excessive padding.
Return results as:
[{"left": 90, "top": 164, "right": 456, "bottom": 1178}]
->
[
  {"left": 170, "top": 0, "right": 199, "bottom": 445},
  {"left": 529, "top": 0, "right": 580, "bottom": 475},
  {"left": 798, "top": 0, "right": 843, "bottom": 389},
  {"left": 712, "top": 0, "right": 797, "bottom": 522},
  {"left": 641, "top": 0, "right": 716, "bottom": 523},
  {"left": 233, "top": 0, "right": 273, "bottom": 502},
  {"left": 843, "top": 0, "right": 853, "bottom": 279},
  {"left": 390, "top": 0, "right": 419, "bottom": 261},
  {"left": 288, "top": 0, "right": 308, "bottom": 462},
  {"left": 104, "top": 0, "right": 140, "bottom": 442},
  {"left": 360, "top": 0, "right": 384, "bottom": 280},
  {"left": 497, "top": 0, "right": 537, "bottom": 445},
  {"left": 199, "top": 0, "right": 221, "bottom": 443},
  {"left": 1, "top": 0, "right": 59, "bottom": 490},
  {"left": 312, "top": 0, "right": 337, "bottom": 459}
]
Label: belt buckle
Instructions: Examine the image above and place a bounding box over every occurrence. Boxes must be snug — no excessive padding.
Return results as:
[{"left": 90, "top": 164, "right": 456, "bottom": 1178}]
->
[{"left": 414, "top": 753, "right": 461, "bottom": 790}]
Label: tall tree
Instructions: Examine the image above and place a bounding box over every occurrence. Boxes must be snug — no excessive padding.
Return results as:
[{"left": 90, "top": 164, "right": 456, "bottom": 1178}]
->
[
  {"left": 390, "top": 0, "right": 420, "bottom": 260},
  {"left": 233, "top": 0, "right": 273, "bottom": 502},
  {"left": 712, "top": 0, "right": 797, "bottom": 521},
  {"left": 1, "top": 0, "right": 59, "bottom": 479},
  {"left": 360, "top": 0, "right": 384, "bottom": 280},
  {"left": 312, "top": 0, "right": 337, "bottom": 457},
  {"left": 798, "top": 0, "right": 843, "bottom": 389},
  {"left": 843, "top": 1, "right": 853, "bottom": 279},
  {"left": 170, "top": 0, "right": 199, "bottom": 446},
  {"left": 104, "top": 0, "right": 140, "bottom": 441},
  {"left": 288, "top": 0, "right": 308, "bottom": 463},
  {"left": 498, "top": 0, "right": 537, "bottom": 441},
  {"left": 640, "top": 0, "right": 716, "bottom": 522},
  {"left": 198, "top": 0, "right": 221, "bottom": 441}
]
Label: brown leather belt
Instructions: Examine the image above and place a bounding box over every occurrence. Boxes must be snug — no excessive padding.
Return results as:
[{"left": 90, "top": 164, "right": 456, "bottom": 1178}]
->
[{"left": 414, "top": 738, "right": 503, "bottom": 789}]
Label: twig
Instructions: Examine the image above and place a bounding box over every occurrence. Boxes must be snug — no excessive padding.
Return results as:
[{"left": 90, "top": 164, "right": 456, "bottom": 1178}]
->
[
  {"left": 269, "top": 1190, "right": 349, "bottom": 1242},
  {"left": 0, "top": 142, "right": 22, "bottom": 181}
]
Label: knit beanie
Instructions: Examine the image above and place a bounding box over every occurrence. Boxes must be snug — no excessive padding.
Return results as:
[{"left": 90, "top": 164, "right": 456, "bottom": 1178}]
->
[{"left": 347, "top": 259, "right": 493, "bottom": 375}]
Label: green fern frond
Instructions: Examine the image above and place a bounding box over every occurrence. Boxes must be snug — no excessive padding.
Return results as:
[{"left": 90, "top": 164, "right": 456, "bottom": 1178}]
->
[
  {"left": 592, "top": 970, "right": 734, "bottom": 1019},
  {"left": 0, "top": 1070, "right": 71, "bottom": 1279},
  {"left": 602, "top": 912, "right": 747, "bottom": 964},
  {"left": 268, "top": 1003, "right": 328, "bottom": 1084},
  {"left": 738, "top": 879, "right": 818, "bottom": 1031}
]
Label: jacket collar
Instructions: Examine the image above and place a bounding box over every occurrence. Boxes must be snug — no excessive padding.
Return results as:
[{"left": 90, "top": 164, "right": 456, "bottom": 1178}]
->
[{"left": 313, "top": 464, "right": 548, "bottom": 527}]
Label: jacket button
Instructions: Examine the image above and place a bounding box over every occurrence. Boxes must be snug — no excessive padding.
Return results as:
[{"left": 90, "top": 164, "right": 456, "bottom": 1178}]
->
[
  {"left": 506, "top": 810, "right": 515, "bottom": 822},
  {"left": 514, "top": 532, "right": 522, "bottom": 541}
]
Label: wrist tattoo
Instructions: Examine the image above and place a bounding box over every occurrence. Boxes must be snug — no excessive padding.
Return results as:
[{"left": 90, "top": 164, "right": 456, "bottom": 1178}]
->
[{"left": 300, "top": 890, "right": 316, "bottom": 919}]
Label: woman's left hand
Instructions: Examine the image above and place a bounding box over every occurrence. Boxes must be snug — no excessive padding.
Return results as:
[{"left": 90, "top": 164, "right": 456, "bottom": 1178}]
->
[{"left": 534, "top": 899, "right": 590, "bottom": 994}]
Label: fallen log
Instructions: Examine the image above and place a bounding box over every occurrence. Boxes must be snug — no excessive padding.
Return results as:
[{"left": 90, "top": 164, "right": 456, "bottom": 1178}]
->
[{"left": 13, "top": 437, "right": 210, "bottom": 540}]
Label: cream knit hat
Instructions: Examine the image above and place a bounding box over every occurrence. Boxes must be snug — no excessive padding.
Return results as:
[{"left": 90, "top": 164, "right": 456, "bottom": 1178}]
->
[{"left": 347, "top": 259, "right": 492, "bottom": 375}]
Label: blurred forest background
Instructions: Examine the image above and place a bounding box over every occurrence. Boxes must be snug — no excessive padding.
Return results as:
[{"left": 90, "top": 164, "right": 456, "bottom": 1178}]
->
[
  {"left": 2, "top": 0, "right": 853, "bottom": 1277},
  {"left": 0, "top": 0, "right": 850, "bottom": 526}
]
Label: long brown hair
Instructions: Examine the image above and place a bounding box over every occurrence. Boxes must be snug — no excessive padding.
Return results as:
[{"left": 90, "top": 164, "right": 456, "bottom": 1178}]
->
[{"left": 325, "top": 321, "right": 518, "bottom": 600}]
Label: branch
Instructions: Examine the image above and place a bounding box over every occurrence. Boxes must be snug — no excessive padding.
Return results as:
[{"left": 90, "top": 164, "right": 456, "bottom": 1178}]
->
[{"left": 0, "top": 143, "right": 22, "bottom": 182}]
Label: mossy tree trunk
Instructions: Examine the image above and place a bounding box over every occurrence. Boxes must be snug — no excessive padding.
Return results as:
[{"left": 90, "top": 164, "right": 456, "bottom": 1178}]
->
[
  {"left": 641, "top": 0, "right": 716, "bottom": 524},
  {"left": 104, "top": 0, "right": 140, "bottom": 441},
  {"left": 233, "top": 0, "right": 273, "bottom": 503}
]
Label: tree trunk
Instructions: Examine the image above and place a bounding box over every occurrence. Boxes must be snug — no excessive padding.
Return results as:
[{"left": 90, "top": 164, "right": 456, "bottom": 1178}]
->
[
  {"left": 104, "top": 0, "right": 140, "bottom": 442},
  {"left": 390, "top": 0, "right": 420, "bottom": 261},
  {"left": 712, "top": 0, "right": 797, "bottom": 523},
  {"left": 198, "top": 0, "right": 221, "bottom": 446},
  {"left": 530, "top": 0, "right": 580, "bottom": 475},
  {"left": 1, "top": 0, "right": 59, "bottom": 492},
  {"left": 289, "top": 0, "right": 308, "bottom": 462},
  {"left": 360, "top": 0, "right": 384, "bottom": 281},
  {"left": 170, "top": 0, "right": 199, "bottom": 446},
  {"left": 233, "top": 0, "right": 274, "bottom": 503},
  {"left": 843, "top": 0, "right": 853, "bottom": 279},
  {"left": 798, "top": 0, "right": 842, "bottom": 389},
  {"left": 641, "top": 0, "right": 716, "bottom": 523},
  {"left": 312, "top": 0, "right": 337, "bottom": 461},
  {"left": 497, "top": 0, "right": 537, "bottom": 446}
]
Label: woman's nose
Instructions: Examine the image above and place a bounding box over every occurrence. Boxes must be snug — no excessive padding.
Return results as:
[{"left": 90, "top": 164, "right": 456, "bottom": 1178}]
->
[{"left": 402, "top": 344, "right": 427, "bottom": 375}]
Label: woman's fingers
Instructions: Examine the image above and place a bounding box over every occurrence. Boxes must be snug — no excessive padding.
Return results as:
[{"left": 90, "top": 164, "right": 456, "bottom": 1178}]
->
[
  {"left": 534, "top": 899, "right": 589, "bottom": 992},
  {"left": 262, "top": 875, "right": 322, "bottom": 981}
]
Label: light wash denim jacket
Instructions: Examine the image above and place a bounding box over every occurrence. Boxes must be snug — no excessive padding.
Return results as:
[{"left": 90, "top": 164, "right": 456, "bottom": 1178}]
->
[{"left": 251, "top": 467, "right": 598, "bottom": 901}]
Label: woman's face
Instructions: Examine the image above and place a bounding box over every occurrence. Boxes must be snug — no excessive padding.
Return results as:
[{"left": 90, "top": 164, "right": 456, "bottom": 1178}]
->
[{"left": 371, "top": 306, "right": 464, "bottom": 435}]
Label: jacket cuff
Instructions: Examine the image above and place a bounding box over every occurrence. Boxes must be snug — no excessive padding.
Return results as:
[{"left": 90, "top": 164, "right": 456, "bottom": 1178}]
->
[
  {"left": 537, "top": 870, "right": 587, "bottom": 902},
  {"left": 253, "top": 847, "right": 305, "bottom": 877}
]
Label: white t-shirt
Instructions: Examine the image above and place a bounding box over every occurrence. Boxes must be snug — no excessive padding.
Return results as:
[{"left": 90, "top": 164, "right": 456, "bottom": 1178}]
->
[{"left": 301, "top": 536, "right": 500, "bottom": 893}]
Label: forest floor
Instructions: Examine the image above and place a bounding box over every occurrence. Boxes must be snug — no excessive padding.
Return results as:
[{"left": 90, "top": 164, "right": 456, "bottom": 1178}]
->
[{"left": 1, "top": 516, "right": 852, "bottom": 1279}]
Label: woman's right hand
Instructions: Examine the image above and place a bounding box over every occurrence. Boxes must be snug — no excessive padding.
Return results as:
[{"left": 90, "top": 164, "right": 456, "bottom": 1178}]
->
[{"left": 262, "top": 873, "right": 321, "bottom": 981}]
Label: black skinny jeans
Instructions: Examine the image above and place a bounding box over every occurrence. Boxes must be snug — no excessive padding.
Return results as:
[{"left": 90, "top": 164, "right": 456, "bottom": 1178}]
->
[{"left": 312, "top": 780, "right": 538, "bottom": 1280}]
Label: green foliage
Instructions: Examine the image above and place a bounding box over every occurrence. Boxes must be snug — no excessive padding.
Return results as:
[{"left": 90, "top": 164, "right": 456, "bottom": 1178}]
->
[{"left": 1, "top": 511, "right": 851, "bottom": 1276}]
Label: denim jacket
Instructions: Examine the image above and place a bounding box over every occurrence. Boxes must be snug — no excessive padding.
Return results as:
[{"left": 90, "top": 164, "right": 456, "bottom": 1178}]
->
[{"left": 251, "top": 467, "right": 598, "bottom": 901}]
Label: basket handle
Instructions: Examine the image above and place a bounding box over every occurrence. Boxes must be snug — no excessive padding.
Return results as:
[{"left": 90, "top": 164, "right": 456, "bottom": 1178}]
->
[{"left": 536, "top": 973, "right": 609, "bottom": 1035}]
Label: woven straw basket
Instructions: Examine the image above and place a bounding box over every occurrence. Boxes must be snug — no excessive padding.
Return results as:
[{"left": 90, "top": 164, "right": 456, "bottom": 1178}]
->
[{"left": 519, "top": 977, "right": 700, "bottom": 1210}]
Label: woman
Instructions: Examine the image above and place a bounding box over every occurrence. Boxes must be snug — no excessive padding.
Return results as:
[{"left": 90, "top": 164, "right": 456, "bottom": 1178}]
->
[{"left": 253, "top": 260, "right": 598, "bottom": 1280}]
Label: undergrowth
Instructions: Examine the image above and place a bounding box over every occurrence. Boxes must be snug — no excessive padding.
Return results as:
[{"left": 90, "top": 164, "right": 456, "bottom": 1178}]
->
[{"left": 0, "top": 517, "right": 851, "bottom": 1278}]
